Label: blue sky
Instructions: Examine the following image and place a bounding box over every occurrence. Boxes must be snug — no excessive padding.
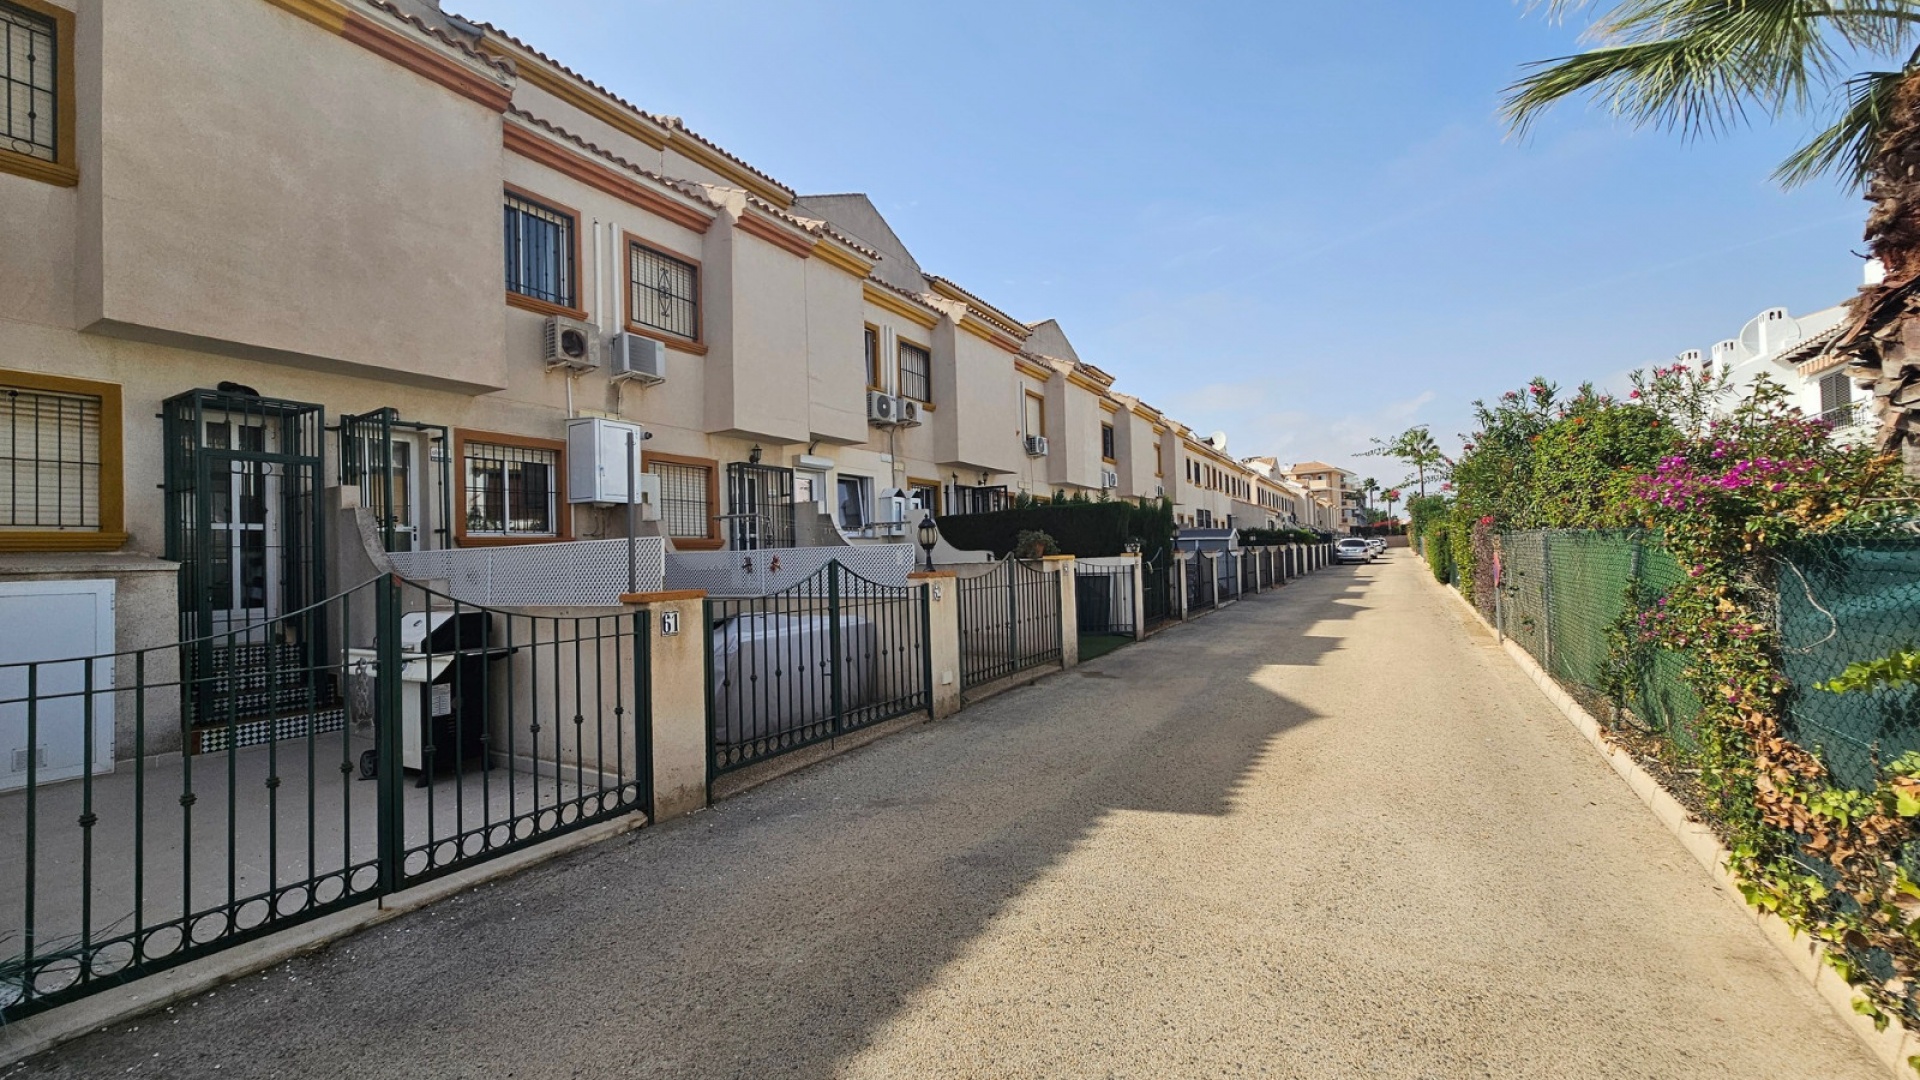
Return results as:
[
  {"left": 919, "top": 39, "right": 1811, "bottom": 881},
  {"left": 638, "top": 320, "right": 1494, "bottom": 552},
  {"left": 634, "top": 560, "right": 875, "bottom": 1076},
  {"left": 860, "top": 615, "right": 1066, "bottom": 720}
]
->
[{"left": 453, "top": 0, "right": 1868, "bottom": 489}]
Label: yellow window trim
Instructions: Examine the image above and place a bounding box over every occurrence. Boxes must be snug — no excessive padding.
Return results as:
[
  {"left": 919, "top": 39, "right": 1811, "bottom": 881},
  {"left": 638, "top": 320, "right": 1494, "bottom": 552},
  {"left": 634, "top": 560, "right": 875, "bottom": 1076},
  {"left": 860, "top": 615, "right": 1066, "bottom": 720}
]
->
[
  {"left": 0, "top": 369, "right": 125, "bottom": 551},
  {"left": 0, "top": 0, "right": 77, "bottom": 187}
]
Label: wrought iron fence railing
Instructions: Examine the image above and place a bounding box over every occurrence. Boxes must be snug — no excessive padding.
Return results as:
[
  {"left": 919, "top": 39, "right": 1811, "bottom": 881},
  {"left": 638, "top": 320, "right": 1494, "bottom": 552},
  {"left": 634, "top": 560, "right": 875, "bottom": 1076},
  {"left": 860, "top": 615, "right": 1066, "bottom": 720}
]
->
[
  {"left": 1143, "top": 560, "right": 1176, "bottom": 630},
  {"left": 706, "top": 561, "right": 930, "bottom": 778},
  {"left": 1073, "top": 562, "right": 1136, "bottom": 637},
  {"left": 0, "top": 575, "right": 651, "bottom": 1024},
  {"left": 956, "top": 559, "right": 1061, "bottom": 689}
]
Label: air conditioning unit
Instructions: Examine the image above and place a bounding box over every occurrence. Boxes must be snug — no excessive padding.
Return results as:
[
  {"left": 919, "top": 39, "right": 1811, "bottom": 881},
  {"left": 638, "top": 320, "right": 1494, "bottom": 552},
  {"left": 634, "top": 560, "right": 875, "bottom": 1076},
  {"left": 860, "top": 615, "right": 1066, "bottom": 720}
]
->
[
  {"left": 896, "top": 397, "right": 923, "bottom": 427},
  {"left": 1100, "top": 468, "right": 1119, "bottom": 489},
  {"left": 1024, "top": 435, "right": 1049, "bottom": 457},
  {"left": 542, "top": 316, "right": 601, "bottom": 372},
  {"left": 609, "top": 333, "right": 666, "bottom": 384},
  {"left": 867, "top": 390, "right": 899, "bottom": 426}
]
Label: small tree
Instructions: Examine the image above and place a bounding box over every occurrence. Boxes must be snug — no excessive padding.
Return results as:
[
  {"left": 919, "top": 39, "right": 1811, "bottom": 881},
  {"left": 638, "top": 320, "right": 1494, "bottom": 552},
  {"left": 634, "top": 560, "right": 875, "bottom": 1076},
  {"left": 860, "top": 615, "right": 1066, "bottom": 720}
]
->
[{"left": 1363, "top": 426, "right": 1452, "bottom": 497}]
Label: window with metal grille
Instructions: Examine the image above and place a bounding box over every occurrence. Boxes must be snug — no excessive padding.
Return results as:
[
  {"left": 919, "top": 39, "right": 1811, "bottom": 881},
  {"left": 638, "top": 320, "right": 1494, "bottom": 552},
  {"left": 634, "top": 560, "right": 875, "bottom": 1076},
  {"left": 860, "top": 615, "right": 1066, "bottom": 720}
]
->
[
  {"left": 647, "top": 459, "right": 711, "bottom": 539},
  {"left": 1101, "top": 422, "right": 1116, "bottom": 462},
  {"left": 898, "top": 341, "right": 931, "bottom": 403},
  {"left": 0, "top": 382, "right": 99, "bottom": 530},
  {"left": 629, "top": 242, "right": 698, "bottom": 340},
  {"left": 503, "top": 192, "right": 576, "bottom": 308},
  {"left": 1, "top": 2, "right": 55, "bottom": 163},
  {"left": 464, "top": 441, "right": 557, "bottom": 537}
]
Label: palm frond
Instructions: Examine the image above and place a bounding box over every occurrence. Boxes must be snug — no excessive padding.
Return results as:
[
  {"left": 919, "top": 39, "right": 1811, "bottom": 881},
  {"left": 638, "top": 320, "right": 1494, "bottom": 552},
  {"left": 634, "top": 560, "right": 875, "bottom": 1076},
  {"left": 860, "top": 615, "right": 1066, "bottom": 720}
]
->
[
  {"left": 1773, "top": 68, "right": 1907, "bottom": 187},
  {"left": 1505, "top": 0, "right": 1920, "bottom": 140}
]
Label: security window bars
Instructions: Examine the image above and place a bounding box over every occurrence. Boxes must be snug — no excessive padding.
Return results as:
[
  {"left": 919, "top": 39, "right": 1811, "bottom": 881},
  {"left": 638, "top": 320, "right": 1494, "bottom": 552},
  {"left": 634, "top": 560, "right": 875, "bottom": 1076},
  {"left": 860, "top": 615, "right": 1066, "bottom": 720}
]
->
[
  {"left": 464, "top": 441, "right": 557, "bottom": 537},
  {"left": 648, "top": 459, "right": 712, "bottom": 540},
  {"left": 898, "top": 341, "right": 931, "bottom": 403},
  {"left": 1101, "top": 422, "right": 1116, "bottom": 462},
  {"left": 1, "top": 2, "right": 55, "bottom": 162},
  {"left": 0, "top": 382, "right": 99, "bottom": 530},
  {"left": 503, "top": 192, "right": 576, "bottom": 309},
  {"left": 629, "top": 242, "right": 698, "bottom": 340}
]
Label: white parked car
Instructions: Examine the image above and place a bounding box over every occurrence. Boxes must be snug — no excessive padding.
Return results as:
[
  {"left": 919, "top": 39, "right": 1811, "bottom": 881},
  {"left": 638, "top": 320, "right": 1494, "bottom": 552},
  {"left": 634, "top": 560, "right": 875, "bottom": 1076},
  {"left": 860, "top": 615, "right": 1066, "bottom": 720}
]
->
[
  {"left": 1334, "top": 538, "right": 1371, "bottom": 564},
  {"left": 1366, "top": 537, "right": 1386, "bottom": 559}
]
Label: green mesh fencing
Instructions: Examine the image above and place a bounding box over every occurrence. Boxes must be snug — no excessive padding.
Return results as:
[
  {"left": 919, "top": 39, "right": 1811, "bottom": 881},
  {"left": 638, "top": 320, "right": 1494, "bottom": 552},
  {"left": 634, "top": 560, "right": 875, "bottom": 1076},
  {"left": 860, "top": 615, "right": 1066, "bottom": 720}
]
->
[
  {"left": 1493, "top": 530, "right": 1700, "bottom": 749},
  {"left": 1490, "top": 529, "right": 1920, "bottom": 789},
  {"left": 1777, "top": 537, "right": 1920, "bottom": 790}
]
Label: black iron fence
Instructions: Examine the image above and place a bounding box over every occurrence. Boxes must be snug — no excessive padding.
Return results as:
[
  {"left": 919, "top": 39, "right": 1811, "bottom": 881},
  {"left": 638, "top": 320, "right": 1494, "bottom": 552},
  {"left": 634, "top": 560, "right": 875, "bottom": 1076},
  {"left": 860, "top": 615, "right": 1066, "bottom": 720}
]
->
[
  {"left": 957, "top": 559, "right": 1061, "bottom": 689},
  {"left": 1218, "top": 552, "right": 1240, "bottom": 603},
  {"left": 1186, "top": 555, "right": 1217, "bottom": 612},
  {"left": 1, "top": 575, "right": 651, "bottom": 1024},
  {"left": 1143, "top": 559, "right": 1176, "bottom": 630},
  {"left": 1074, "top": 562, "right": 1136, "bottom": 637},
  {"left": 706, "top": 562, "right": 930, "bottom": 778}
]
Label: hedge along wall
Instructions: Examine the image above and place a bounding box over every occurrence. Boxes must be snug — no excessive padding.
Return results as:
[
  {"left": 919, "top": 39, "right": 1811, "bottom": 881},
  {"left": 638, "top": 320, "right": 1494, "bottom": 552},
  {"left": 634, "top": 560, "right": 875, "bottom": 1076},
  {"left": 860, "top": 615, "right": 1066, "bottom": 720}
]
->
[{"left": 938, "top": 500, "right": 1176, "bottom": 559}]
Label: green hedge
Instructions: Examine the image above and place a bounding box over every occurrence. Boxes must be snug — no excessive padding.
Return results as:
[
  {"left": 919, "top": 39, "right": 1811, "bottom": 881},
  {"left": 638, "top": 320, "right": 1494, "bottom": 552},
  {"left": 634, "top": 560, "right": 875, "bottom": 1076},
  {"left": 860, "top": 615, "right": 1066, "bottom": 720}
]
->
[
  {"left": 1424, "top": 520, "right": 1454, "bottom": 583},
  {"left": 939, "top": 499, "right": 1176, "bottom": 559}
]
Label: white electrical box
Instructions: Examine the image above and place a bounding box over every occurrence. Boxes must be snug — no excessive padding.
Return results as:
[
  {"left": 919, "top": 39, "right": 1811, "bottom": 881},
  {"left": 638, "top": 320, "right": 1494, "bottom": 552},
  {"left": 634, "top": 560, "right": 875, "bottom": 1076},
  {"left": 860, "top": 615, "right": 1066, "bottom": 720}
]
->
[
  {"left": 0, "top": 579, "right": 115, "bottom": 792},
  {"left": 566, "top": 417, "right": 645, "bottom": 504}
]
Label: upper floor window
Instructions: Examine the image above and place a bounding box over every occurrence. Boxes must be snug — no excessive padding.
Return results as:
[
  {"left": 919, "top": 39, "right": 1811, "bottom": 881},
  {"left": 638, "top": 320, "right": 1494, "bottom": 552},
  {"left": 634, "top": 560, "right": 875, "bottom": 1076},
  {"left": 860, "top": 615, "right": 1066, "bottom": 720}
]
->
[
  {"left": 0, "top": 373, "right": 124, "bottom": 549},
  {"left": 1820, "top": 370, "right": 1853, "bottom": 420},
  {"left": 503, "top": 190, "right": 577, "bottom": 311},
  {"left": 2, "top": 1, "right": 55, "bottom": 163},
  {"left": 865, "top": 326, "right": 882, "bottom": 389},
  {"left": 1101, "top": 422, "right": 1116, "bottom": 463},
  {"left": 629, "top": 241, "right": 700, "bottom": 341},
  {"left": 1023, "top": 392, "right": 1045, "bottom": 439},
  {"left": 898, "top": 341, "right": 931, "bottom": 404},
  {"left": 461, "top": 435, "right": 562, "bottom": 540},
  {"left": 0, "top": 0, "right": 71, "bottom": 185}
]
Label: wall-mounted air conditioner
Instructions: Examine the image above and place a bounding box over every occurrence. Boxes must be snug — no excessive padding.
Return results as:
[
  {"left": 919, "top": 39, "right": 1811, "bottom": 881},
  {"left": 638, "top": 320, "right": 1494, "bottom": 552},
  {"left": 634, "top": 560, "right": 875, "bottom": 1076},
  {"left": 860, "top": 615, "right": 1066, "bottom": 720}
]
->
[
  {"left": 867, "top": 390, "right": 898, "bottom": 426},
  {"left": 1100, "top": 468, "right": 1119, "bottom": 489},
  {"left": 542, "top": 316, "right": 601, "bottom": 373},
  {"left": 1024, "top": 435, "right": 1049, "bottom": 457},
  {"left": 896, "top": 397, "right": 923, "bottom": 426},
  {"left": 609, "top": 333, "right": 666, "bottom": 384}
]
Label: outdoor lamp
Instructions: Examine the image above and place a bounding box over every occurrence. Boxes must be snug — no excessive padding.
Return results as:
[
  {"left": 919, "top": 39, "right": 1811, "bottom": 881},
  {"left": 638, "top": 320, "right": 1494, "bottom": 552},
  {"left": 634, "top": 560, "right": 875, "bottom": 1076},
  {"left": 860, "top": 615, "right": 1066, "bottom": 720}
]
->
[
  {"left": 917, "top": 512, "right": 938, "bottom": 570},
  {"left": 1123, "top": 539, "right": 1142, "bottom": 555}
]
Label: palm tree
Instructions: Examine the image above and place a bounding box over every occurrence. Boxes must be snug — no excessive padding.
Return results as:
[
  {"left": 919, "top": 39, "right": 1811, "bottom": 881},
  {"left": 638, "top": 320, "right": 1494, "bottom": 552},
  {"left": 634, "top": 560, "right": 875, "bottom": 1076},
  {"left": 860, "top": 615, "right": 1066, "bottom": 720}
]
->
[
  {"left": 1504, "top": 0, "right": 1920, "bottom": 472},
  {"left": 1364, "top": 426, "right": 1451, "bottom": 497}
]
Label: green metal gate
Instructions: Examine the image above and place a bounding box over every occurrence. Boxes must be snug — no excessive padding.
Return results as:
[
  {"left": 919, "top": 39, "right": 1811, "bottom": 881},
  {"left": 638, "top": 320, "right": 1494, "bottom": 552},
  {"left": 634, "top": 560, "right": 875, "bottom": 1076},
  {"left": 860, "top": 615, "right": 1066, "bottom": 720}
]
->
[{"left": 0, "top": 575, "right": 652, "bottom": 1023}]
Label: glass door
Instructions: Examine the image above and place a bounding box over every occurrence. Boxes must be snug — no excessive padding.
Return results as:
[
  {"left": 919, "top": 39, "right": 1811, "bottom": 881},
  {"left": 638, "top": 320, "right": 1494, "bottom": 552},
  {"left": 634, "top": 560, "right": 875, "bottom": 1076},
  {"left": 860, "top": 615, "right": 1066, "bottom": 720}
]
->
[{"left": 204, "top": 416, "right": 281, "bottom": 640}]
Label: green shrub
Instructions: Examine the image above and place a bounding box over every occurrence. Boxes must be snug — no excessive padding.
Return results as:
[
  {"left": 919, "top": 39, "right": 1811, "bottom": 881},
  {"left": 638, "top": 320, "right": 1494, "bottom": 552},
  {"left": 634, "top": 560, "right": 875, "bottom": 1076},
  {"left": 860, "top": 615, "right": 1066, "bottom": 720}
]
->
[{"left": 1424, "top": 520, "right": 1453, "bottom": 583}]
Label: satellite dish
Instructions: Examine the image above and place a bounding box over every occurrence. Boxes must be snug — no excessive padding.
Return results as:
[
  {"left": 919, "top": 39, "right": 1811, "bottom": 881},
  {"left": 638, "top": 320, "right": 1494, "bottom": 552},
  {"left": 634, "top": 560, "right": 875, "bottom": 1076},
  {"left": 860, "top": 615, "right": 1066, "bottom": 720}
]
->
[{"left": 1208, "top": 431, "right": 1229, "bottom": 452}]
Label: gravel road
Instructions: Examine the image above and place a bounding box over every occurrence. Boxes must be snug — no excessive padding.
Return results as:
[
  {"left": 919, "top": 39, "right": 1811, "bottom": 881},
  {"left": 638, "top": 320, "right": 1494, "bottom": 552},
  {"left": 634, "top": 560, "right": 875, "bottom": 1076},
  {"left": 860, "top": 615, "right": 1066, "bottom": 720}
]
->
[{"left": 6, "top": 554, "right": 1886, "bottom": 1079}]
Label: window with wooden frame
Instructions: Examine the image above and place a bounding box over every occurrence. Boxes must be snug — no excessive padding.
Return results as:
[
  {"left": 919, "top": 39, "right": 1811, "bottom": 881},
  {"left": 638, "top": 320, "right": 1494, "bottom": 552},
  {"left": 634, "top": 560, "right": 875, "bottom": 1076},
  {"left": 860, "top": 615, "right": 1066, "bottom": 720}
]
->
[
  {"left": 503, "top": 188, "right": 580, "bottom": 315},
  {"left": 643, "top": 451, "right": 720, "bottom": 550},
  {"left": 897, "top": 340, "right": 931, "bottom": 404},
  {"left": 1023, "top": 392, "right": 1046, "bottom": 439},
  {"left": 456, "top": 431, "right": 569, "bottom": 544},
  {"left": 1154, "top": 440, "right": 1163, "bottom": 477},
  {"left": 907, "top": 478, "right": 941, "bottom": 517},
  {"left": 1100, "top": 422, "right": 1116, "bottom": 463},
  {"left": 865, "top": 325, "right": 883, "bottom": 390},
  {"left": 0, "top": 1, "right": 73, "bottom": 186},
  {"left": 0, "top": 371, "right": 123, "bottom": 550},
  {"left": 627, "top": 238, "right": 701, "bottom": 344}
]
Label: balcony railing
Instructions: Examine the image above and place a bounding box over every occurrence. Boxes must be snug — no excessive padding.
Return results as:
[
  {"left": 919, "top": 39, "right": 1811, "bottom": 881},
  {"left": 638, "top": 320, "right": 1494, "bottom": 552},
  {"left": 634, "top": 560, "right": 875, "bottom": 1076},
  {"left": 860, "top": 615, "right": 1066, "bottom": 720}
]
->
[{"left": 1819, "top": 401, "right": 1871, "bottom": 430}]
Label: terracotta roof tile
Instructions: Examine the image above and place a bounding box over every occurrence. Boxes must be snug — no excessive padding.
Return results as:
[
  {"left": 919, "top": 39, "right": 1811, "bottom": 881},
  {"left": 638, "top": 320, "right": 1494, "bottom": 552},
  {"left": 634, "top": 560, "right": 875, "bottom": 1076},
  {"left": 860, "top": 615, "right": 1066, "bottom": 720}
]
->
[
  {"left": 507, "top": 108, "right": 724, "bottom": 211},
  {"left": 468, "top": 19, "right": 795, "bottom": 199},
  {"left": 743, "top": 194, "right": 881, "bottom": 260},
  {"left": 366, "top": 1, "right": 513, "bottom": 76},
  {"left": 864, "top": 274, "right": 945, "bottom": 315},
  {"left": 926, "top": 275, "right": 1029, "bottom": 338}
]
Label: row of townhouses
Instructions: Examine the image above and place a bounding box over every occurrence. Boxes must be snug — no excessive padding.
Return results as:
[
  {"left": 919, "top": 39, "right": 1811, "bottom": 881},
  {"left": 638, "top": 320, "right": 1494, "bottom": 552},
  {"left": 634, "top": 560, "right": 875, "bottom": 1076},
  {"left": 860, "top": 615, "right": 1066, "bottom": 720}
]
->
[{"left": 0, "top": 0, "right": 1350, "bottom": 666}]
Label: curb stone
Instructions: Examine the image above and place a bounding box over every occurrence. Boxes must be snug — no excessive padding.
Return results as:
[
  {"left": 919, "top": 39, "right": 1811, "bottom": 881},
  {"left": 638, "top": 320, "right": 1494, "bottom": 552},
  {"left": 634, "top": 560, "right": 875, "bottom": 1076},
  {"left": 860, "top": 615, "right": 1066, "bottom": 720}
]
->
[{"left": 1430, "top": 572, "right": 1918, "bottom": 1080}]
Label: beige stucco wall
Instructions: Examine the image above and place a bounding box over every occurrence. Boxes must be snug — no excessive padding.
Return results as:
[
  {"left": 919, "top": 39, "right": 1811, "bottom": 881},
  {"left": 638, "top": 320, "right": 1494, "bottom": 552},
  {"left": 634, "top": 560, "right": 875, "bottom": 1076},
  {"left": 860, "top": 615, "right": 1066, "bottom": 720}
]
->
[
  {"left": 1042, "top": 375, "right": 1104, "bottom": 491},
  {"left": 79, "top": 0, "right": 509, "bottom": 392},
  {"left": 934, "top": 325, "right": 1021, "bottom": 475}
]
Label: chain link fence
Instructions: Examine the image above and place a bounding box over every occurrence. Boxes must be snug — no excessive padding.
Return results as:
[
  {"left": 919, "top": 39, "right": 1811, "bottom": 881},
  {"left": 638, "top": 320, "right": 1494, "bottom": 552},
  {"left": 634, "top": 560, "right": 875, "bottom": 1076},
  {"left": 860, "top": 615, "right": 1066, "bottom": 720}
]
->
[{"left": 1494, "top": 529, "right": 1920, "bottom": 787}]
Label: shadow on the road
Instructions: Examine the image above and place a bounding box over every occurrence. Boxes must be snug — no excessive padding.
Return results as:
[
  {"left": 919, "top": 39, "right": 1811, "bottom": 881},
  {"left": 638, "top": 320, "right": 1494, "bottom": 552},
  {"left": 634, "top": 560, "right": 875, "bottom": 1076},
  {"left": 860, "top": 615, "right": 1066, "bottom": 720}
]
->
[{"left": 18, "top": 568, "right": 1378, "bottom": 1079}]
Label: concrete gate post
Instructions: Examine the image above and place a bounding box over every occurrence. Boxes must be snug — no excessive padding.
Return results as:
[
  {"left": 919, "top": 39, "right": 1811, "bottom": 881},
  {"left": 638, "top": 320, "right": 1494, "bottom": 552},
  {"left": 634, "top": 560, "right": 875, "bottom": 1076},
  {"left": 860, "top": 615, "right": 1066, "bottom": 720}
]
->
[
  {"left": 910, "top": 570, "right": 962, "bottom": 719},
  {"left": 1044, "top": 554, "right": 1079, "bottom": 668},
  {"left": 619, "top": 589, "right": 710, "bottom": 823},
  {"left": 1126, "top": 552, "right": 1147, "bottom": 642}
]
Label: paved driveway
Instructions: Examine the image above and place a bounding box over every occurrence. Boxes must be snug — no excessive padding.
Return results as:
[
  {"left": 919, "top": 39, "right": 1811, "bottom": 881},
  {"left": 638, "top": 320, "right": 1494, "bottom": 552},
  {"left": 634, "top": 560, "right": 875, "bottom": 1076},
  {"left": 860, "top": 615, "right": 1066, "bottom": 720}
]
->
[{"left": 6, "top": 555, "right": 1885, "bottom": 1079}]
